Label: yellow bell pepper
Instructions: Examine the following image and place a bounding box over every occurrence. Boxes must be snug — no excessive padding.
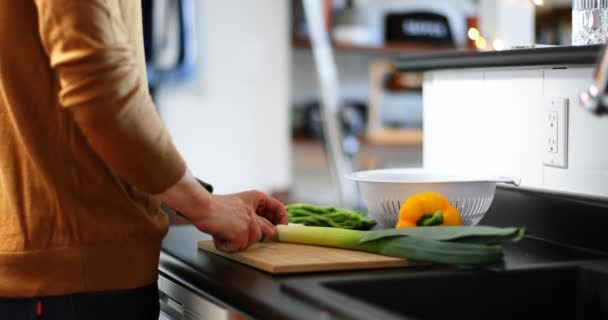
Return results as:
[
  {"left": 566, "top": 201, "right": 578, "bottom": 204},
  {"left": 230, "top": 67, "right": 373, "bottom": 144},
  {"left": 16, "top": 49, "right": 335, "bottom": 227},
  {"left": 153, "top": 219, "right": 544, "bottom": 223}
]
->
[{"left": 396, "top": 192, "right": 463, "bottom": 228}]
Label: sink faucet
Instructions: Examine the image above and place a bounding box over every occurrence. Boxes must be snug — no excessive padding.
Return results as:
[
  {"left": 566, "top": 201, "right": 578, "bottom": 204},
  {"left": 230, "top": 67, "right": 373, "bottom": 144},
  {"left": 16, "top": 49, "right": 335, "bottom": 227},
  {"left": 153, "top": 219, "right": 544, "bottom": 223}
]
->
[{"left": 580, "top": 45, "right": 608, "bottom": 116}]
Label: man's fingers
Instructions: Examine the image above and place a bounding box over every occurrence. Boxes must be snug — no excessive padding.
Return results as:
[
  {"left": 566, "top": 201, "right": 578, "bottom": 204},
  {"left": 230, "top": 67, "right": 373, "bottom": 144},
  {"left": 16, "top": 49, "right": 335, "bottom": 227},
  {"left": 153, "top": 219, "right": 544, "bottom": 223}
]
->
[
  {"left": 257, "top": 215, "right": 276, "bottom": 237},
  {"left": 213, "top": 238, "right": 241, "bottom": 253},
  {"left": 277, "top": 209, "right": 289, "bottom": 225},
  {"left": 247, "top": 213, "right": 262, "bottom": 248},
  {"left": 258, "top": 215, "right": 275, "bottom": 231},
  {"left": 257, "top": 194, "right": 289, "bottom": 225}
]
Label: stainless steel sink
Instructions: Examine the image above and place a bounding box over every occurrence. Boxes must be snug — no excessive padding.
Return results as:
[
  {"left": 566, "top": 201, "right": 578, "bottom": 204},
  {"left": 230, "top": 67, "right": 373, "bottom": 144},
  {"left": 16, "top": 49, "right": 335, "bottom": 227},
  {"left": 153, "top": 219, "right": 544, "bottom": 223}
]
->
[{"left": 282, "top": 262, "right": 608, "bottom": 320}]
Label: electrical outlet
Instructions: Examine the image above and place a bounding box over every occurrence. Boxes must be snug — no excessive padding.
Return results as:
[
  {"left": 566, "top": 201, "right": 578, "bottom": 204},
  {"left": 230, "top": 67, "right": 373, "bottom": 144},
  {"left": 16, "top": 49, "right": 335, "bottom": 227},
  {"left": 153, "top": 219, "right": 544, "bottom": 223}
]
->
[
  {"left": 547, "top": 111, "right": 558, "bottom": 153},
  {"left": 543, "top": 98, "right": 568, "bottom": 168}
]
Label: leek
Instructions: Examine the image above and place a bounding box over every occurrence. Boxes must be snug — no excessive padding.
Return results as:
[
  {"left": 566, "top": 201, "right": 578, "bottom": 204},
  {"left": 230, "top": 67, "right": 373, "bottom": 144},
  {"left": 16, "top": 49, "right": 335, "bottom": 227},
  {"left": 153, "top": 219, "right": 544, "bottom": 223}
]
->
[{"left": 276, "top": 225, "right": 525, "bottom": 265}]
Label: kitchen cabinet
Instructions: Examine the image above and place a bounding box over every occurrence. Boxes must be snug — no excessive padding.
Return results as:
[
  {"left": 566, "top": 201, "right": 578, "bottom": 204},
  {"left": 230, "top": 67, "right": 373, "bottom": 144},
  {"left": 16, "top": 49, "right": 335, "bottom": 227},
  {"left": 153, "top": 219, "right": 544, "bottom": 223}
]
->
[{"left": 158, "top": 275, "right": 239, "bottom": 320}]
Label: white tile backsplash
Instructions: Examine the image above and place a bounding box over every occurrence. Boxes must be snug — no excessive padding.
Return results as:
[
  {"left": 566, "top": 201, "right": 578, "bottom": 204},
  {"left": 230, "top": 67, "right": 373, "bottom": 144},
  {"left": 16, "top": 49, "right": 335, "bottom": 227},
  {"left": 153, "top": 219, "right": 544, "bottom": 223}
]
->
[{"left": 423, "top": 66, "right": 608, "bottom": 199}]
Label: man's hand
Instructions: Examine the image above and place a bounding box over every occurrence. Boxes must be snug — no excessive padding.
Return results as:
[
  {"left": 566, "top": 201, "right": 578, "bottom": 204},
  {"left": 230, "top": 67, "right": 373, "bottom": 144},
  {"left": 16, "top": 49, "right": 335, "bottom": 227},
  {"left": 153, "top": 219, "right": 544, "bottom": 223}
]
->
[
  {"left": 195, "top": 191, "right": 288, "bottom": 252},
  {"left": 156, "top": 170, "right": 288, "bottom": 252}
]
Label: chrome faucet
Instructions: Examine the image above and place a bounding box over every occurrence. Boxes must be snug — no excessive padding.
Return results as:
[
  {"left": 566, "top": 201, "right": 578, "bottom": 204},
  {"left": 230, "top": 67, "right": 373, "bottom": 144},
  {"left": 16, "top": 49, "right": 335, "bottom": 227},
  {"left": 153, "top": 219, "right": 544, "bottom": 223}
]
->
[{"left": 580, "top": 45, "right": 608, "bottom": 116}]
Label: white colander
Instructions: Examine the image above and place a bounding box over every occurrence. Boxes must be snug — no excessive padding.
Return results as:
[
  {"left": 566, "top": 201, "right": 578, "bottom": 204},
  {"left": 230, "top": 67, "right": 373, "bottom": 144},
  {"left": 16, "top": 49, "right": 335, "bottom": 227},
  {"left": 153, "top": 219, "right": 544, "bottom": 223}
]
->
[{"left": 347, "top": 169, "right": 520, "bottom": 228}]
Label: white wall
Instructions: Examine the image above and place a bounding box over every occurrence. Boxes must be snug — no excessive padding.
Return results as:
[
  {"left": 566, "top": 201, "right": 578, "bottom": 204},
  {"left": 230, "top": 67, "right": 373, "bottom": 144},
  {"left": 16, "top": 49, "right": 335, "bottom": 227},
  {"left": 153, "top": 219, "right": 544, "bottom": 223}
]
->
[
  {"left": 156, "top": 0, "right": 291, "bottom": 193},
  {"left": 423, "top": 66, "right": 608, "bottom": 199},
  {"left": 478, "top": 0, "right": 535, "bottom": 49}
]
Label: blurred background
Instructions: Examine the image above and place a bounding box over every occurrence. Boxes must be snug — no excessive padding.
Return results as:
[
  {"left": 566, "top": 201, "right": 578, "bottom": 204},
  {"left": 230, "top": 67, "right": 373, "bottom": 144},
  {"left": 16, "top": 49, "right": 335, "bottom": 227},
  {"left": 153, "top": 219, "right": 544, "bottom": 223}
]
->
[{"left": 143, "top": 0, "right": 576, "bottom": 206}]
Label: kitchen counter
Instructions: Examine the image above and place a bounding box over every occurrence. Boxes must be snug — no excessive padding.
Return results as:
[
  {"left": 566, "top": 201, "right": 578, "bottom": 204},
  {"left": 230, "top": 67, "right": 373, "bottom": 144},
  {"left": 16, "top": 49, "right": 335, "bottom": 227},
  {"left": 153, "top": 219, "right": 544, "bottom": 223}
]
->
[
  {"left": 159, "top": 226, "right": 325, "bottom": 320},
  {"left": 395, "top": 45, "right": 602, "bottom": 71},
  {"left": 159, "top": 189, "right": 608, "bottom": 320}
]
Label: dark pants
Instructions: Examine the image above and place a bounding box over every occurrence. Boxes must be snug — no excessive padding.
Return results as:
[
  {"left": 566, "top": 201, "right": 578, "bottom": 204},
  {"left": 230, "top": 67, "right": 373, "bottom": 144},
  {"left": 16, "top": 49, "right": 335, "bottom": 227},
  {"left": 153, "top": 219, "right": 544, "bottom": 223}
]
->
[{"left": 0, "top": 283, "right": 159, "bottom": 320}]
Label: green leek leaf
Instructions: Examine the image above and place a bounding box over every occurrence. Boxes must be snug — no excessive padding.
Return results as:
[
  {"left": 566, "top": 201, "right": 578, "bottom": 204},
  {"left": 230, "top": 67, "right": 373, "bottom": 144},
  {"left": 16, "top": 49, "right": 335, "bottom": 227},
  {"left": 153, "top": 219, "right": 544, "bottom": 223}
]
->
[
  {"left": 359, "top": 236, "right": 504, "bottom": 265},
  {"left": 359, "top": 226, "right": 525, "bottom": 245}
]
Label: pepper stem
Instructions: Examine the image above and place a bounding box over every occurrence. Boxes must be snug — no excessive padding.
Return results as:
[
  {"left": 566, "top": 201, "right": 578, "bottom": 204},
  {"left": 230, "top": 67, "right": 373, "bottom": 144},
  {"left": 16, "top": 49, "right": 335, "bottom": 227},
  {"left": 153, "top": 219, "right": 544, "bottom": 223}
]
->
[{"left": 417, "top": 210, "right": 444, "bottom": 226}]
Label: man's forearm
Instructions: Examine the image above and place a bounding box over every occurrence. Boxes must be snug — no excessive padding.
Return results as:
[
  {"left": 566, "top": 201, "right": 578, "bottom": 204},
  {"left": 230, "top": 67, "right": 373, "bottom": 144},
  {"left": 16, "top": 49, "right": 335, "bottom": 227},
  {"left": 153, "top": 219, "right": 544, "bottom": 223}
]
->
[{"left": 155, "top": 169, "right": 213, "bottom": 222}]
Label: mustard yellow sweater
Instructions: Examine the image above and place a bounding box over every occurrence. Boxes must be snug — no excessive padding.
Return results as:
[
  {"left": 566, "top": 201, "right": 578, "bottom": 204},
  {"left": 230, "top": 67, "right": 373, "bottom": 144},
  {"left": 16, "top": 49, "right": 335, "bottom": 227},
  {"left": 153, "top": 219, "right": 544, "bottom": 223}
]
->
[{"left": 0, "top": 1, "right": 186, "bottom": 297}]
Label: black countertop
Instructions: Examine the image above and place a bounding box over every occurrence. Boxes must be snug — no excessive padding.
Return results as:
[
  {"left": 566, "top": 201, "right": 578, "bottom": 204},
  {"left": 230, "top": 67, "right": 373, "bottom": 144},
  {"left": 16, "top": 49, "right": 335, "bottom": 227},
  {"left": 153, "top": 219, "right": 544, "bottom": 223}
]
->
[
  {"left": 159, "top": 189, "right": 608, "bottom": 319},
  {"left": 159, "top": 226, "right": 325, "bottom": 320},
  {"left": 395, "top": 45, "right": 603, "bottom": 72}
]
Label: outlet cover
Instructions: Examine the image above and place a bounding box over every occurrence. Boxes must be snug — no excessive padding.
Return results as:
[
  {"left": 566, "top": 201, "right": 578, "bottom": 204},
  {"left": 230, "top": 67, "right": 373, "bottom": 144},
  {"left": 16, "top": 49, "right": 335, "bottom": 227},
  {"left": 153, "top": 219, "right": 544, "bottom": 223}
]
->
[{"left": 543, "top": 98, "right": 568, "bottom": 168}]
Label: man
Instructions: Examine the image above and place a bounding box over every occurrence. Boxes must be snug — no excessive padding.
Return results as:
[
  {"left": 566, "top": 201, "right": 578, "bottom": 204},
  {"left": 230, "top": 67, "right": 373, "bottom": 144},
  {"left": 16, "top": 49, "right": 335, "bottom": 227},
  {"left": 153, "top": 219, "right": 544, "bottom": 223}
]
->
[{"left": 0, "top": 1, "right": 288, "bottom": 319}]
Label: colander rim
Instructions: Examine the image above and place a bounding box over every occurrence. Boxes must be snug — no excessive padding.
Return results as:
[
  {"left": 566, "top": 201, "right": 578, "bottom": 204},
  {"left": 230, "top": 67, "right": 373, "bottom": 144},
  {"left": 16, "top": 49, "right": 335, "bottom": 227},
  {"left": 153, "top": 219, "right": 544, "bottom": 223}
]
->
[{"left": 346, "top": 168, "right": 503, "bottom": 184}]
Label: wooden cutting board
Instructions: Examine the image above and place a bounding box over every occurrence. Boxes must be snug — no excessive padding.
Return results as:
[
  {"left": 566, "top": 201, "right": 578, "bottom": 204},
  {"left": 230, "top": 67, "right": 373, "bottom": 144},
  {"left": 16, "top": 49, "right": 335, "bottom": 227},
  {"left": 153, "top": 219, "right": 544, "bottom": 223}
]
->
[{"left": 198, "top": 240, "right": 420, "bottom": 274}]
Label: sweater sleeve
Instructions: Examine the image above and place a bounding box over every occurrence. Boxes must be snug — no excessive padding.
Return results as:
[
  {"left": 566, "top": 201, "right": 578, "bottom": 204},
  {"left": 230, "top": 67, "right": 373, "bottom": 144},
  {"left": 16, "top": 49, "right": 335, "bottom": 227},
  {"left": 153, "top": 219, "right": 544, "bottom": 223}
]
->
[{"left": 33, "top": 0, "right": 186, "bottom": 194}]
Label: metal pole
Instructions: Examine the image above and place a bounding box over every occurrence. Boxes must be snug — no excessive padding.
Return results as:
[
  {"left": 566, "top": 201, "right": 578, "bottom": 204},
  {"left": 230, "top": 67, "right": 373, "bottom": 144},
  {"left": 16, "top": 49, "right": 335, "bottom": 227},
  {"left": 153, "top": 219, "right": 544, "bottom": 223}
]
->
[{"left": 301, "top": 0, "right": 358, "bottom": 207}]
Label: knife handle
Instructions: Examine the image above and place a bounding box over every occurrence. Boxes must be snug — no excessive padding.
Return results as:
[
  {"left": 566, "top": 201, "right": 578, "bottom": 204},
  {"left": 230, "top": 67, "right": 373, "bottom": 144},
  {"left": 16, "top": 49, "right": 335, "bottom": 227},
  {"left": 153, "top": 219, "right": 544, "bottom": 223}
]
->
[{"left": 196, "top": 178, "right": 214, "bottom": 193}]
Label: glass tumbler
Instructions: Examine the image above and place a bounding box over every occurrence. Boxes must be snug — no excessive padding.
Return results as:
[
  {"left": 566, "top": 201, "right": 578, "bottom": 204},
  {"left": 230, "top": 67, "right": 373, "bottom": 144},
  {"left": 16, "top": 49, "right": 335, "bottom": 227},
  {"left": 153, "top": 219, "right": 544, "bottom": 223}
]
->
[{"left": 572, "top": 0, "right": 608, "bottom": 45}]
